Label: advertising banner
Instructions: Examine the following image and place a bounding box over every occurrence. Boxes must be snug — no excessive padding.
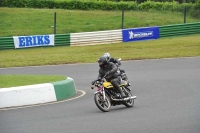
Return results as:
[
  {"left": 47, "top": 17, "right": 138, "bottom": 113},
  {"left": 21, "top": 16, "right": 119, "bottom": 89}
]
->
[
  {"left": 13, "top": 35, "right": 55, "bottom": 49},
  {"left": 122, "top": 27, "right": 160, "bottom": 42}
]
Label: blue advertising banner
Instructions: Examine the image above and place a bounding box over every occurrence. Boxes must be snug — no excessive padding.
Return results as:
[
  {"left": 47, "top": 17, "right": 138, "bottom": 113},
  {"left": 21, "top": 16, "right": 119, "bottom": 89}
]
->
[
  {"left": 122, "top": 27, "right": 160, "bottom": 42},
  {"left": 13, "top": 35, "right": 55, "bottom": 49}
]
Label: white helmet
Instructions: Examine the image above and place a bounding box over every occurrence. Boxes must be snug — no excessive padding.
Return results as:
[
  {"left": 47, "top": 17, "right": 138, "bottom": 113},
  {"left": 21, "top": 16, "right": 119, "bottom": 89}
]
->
[{"left": 103, "top": 53, "right": 110, "bottom": 60}]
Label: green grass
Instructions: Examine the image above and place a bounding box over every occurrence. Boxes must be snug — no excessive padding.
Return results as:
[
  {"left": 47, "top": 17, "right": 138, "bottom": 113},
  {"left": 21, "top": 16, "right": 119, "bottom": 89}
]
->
[
  {"left": 0, "top": 34, "right": 200, "bottom": 68},
  {"left": 0, "top": 7, "right": 199, "bottom": 37},
  {"left": 0, "top": 75, "right": 67, "bottom": 88}
]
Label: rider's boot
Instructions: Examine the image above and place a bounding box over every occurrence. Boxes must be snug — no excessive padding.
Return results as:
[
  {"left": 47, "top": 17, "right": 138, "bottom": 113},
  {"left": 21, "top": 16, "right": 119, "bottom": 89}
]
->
[
  {"left": 111, "top": 78, "right": 126, "bottom": 98},
  {"left": 118, "top": 88, "right": 126, "bottom": 98}
]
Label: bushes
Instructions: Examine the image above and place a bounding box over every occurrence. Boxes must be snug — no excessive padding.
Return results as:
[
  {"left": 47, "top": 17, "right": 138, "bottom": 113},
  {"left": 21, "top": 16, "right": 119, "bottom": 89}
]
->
[
  {"left": 138, "top": 1, "right": 196, "bottom": 12},
  {"left": 0, "top": 0, "right": 139, "bottom": 10},
  {"left": 189, "top": 0, "right": 200, "bottom": 18},
  {"left": 0, "top": 0, "right": 198, "bottom": 16}
]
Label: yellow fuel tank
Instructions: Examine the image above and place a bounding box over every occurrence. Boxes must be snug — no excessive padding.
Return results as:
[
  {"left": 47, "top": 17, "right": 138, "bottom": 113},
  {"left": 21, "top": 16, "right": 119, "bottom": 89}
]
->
[
  {"left": 103, "top": 81, "right": 128, "bottom": 88},
  {"left": 103, "top": 82, "right": 113, "bottom": 89}
]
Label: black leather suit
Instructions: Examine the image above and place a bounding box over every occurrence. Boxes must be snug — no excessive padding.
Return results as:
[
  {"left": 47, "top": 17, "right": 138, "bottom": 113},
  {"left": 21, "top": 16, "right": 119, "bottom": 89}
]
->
[{"left": 97, "top": 62, "right": 124, "bottom": 97}]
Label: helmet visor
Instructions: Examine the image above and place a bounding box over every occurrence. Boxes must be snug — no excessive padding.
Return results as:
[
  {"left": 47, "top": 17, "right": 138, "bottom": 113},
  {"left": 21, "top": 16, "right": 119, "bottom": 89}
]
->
[{"left": 99, "top": 61, "right": 105, "bottom": 68}]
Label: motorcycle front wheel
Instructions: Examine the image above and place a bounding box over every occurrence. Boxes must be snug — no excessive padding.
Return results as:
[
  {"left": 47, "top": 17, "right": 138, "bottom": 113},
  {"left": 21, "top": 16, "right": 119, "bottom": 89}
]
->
[{"left": 94, "top": 93, "right": 111, "bottom": 112}]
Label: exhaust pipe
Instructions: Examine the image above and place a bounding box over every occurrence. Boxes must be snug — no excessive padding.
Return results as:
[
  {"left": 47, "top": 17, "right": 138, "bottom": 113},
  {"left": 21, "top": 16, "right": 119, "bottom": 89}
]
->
[{"left": 111, "top": 96, "right": 136, "bottom": 101}]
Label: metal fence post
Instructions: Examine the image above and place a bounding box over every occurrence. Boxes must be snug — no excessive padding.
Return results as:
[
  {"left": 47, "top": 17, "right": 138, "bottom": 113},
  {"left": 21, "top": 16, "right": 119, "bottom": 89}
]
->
[
  {"left": 184, "top": 0, "right": 187, "bottom": 23},
  {"left": 54, "top": 12, "right": 56, "bottom": 34},
  {"left": 122, "top": 10, "right": 124, "bottom": 29},
  {"left": 184, "top": 6, "right": 186, "bottom": 23}
]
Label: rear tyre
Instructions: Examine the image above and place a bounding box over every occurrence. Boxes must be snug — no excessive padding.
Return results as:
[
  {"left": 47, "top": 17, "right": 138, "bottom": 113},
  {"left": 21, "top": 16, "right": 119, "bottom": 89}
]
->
[
  {"left": 94, "top": 93, "right": 111, "bottom": 112},
  {"left": 123, "top": 90, "right": 134, "bottom": 107}
]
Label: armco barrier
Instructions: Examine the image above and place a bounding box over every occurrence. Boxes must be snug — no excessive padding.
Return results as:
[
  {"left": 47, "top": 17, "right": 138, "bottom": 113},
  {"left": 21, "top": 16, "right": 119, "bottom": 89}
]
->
[
  {"left": 55, "top": 34, "right": 70, "bottom": 46},
  {"left": 70, "top": 29, "right": 122, "bottom": 46},
  {"left": 0, "top": 78, "right": 76, "bottom": 108},
  {"left": 0, "top": 22, "right": 200, "bottom": 50},
  {"left": 0, "top": 37, "right": 15, "bottom": 50},
  {"left": 159, "top": 22, "right": 200, "bottom": 38}
]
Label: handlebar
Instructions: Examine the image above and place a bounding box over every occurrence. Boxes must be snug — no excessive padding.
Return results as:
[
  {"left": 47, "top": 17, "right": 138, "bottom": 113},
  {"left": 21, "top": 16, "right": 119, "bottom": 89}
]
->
[{"left": 91, "top": 73, "right": 108, "bottom": 85}]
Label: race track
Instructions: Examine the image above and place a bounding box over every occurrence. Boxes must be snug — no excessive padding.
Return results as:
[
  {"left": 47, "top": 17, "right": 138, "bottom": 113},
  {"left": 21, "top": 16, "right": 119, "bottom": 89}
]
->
[{"left": 0, "top": 57, "right": 200, "bottom": 133}]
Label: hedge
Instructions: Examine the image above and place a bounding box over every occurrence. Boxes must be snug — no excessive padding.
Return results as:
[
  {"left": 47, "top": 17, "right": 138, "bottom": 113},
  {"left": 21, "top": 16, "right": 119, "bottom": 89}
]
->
[{"left": 0, "top": 0, "right": 199, "bottom": 18}]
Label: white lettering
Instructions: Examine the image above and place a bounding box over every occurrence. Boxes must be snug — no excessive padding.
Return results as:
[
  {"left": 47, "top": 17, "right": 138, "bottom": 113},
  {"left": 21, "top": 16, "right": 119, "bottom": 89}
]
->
[{"left": 129, "top": 31, "right": 153, "bottom": 39}]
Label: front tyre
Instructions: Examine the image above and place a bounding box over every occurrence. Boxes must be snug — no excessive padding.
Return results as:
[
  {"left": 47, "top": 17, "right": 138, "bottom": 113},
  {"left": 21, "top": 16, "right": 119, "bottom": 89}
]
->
[{"left": 94, "top": 93, "right": 111, "bottom": 112}]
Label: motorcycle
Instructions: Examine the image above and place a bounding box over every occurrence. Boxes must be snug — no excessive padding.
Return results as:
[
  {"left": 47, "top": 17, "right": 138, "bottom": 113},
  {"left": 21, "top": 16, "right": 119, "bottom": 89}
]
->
[{"left": 91, "top": 75, "right": 136, "bottom": 112}]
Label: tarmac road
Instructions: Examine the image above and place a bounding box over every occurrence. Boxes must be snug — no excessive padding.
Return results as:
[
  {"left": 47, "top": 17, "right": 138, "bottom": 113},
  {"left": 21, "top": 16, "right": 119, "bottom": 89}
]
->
[{"left": 0, "top": 57, "right": 200, "bottom": 133}]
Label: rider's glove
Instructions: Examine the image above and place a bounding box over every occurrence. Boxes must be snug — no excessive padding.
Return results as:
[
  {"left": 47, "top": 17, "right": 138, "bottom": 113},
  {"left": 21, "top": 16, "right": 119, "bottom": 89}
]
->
[
  {"left": 91, "top": 79, "right": 101, "bottom": 85},
  {"left": 97, "top": 79, "right": 101, "bottom": 82},
  {"left": 91, "top": 80, "right": 96, "bottom": 85}
]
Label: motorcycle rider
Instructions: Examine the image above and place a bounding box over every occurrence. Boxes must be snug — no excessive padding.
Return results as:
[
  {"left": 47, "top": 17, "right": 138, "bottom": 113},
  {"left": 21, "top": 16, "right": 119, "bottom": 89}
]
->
[
  {"left": 97, "top": 56, "right": 126, "bottom": 98},
  {"left": 103, "top": 53, "right": 130, "bottom": 85},
  {"left": 103, "top": 53, "right": 121, "bottom": 67}
]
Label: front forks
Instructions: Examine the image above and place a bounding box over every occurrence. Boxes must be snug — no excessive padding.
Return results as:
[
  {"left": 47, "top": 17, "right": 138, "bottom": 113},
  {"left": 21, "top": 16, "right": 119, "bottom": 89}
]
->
[
  {"left": 102, "top": 87, "right": 106, "bottom": 102},
  {"left": 94, "top": 87, "right": 106, "bottom": 102}
]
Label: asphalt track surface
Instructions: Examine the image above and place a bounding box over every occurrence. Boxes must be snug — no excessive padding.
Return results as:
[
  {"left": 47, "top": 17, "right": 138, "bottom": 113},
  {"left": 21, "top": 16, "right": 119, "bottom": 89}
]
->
[{"left": 0, "top": 57, "right": 200, "bottom": 133}]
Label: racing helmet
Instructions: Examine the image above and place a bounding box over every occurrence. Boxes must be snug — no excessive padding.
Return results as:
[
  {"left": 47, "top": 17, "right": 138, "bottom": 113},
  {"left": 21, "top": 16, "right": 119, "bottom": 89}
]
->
[
  {"left": 103, "top": 53, "right": 110, "bottom": 60},
  {"left": 98, "top": 56, "right": 108, "bottom": 68}
]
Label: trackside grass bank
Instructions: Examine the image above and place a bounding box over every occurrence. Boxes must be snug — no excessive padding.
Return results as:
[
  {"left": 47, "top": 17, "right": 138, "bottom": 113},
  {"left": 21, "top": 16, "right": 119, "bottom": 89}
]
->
[
  {"left": 0, "top": 75, "right": 66, "bottom": 88},
  {"left": 0, "top": 7, "right": 199, "bottom": 37}
]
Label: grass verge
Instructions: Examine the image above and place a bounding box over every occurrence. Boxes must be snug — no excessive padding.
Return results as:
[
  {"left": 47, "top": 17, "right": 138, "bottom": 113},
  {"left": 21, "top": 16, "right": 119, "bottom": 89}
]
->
[
  {"left": 0, "top": 75, "right": 67, "bottom": 88},
  {"left": 0, "top": 7, "right": 199, "bottom": 37},
  {"left": 0, "top": 34, "right": 200, "bottom": 68}
]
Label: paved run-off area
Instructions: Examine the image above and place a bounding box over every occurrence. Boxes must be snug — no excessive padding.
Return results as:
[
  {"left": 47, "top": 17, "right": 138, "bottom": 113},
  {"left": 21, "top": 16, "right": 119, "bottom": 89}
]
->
[{"left": 0, "top": 57, "right": 200, "bottom": 133}]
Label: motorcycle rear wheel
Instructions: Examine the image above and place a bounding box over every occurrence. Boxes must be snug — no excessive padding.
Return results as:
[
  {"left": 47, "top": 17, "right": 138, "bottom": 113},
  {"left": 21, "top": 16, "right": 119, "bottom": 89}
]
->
[
  {"left": 123, "top": 90, "right": 134, "bottom": 107},
  {"left": 94, "top": 93, "right": 111, "bottom": 112}
]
